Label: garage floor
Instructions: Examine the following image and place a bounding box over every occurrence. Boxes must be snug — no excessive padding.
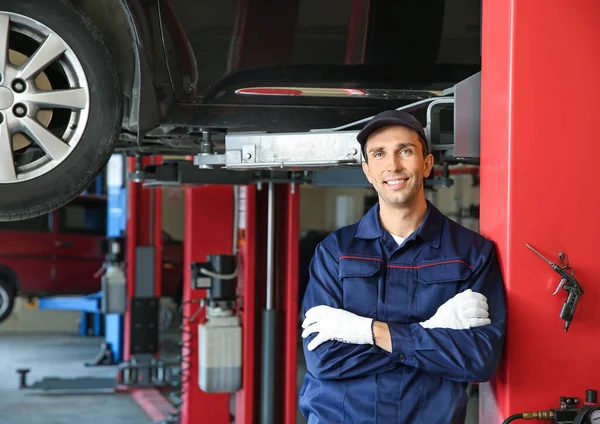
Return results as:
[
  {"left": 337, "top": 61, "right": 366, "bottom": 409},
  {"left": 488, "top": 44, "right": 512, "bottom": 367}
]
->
[
  {"left": 0, "top": 333, "right": 151, "bottom": 424},
  {"left": 1, "top": 332, "right": 479, "bottom": 424}
]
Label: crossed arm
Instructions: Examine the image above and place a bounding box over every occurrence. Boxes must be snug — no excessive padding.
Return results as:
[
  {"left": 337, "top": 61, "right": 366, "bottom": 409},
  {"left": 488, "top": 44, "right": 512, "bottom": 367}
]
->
[{"left": 301, "top": 241, "right": 507, "bottom": 382}]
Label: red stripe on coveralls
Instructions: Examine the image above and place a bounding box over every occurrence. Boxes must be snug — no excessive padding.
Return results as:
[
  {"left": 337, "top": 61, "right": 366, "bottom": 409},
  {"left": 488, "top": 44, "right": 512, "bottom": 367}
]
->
[{"left": 388, "top": 260, "right": 473, "bottom": 269}]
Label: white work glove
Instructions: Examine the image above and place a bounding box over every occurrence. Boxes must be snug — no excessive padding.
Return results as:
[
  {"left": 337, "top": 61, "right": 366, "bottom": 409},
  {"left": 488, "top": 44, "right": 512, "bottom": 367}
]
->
[
  {"left": 301, "top": 305, "right": 373, "bottom": 351},
  {"left": 419, "top": 289, "right": 491, "bottom": 330}
]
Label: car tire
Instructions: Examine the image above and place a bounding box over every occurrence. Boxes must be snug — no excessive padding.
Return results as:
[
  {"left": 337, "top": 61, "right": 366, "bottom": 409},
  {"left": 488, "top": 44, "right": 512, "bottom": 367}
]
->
[
  {"left": 0, "top": 279, "right": 16, "bottom": 323},
  {"left": 0, "top": 0, "right": 121, "bottom": 221}
]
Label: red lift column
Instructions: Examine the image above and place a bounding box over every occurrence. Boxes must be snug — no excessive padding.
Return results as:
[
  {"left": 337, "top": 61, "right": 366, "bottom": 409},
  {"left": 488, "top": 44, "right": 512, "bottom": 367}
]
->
[
  {"left": 124, "top": 156, "right": 161, "bottom": 358},
  {"left": 125, "top": 156, "right": 177, "bottom": 421},
  {"left": 234, "top": 184, "right": 299, "bottom": 424},
  {"left": 235, "top": 186, "right": 258, "bottom": 424},
  {"left": 480, "top": 0, "right": 600, "bottom": 420},
  {"left": 283, "top": 185, "right": 300, "bottom": 424},
  {"left": 180, "top": 185, "right": 233, "bottom": 424}
]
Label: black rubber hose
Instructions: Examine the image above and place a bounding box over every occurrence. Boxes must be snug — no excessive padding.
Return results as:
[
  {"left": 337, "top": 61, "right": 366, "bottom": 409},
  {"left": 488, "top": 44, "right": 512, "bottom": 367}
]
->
[{"left": 502, "top": 414, "right": 525, "bottom": 424}]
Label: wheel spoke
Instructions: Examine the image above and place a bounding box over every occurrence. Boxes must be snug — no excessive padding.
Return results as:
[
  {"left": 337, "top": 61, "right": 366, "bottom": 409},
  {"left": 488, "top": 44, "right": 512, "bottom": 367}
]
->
[
  {"left": 0, "top": 119, "right": 17, "bottom": 182},
  {"left": 0, "top": 15, "right": 9, "bottom": 78},
  {"left": 21, "top": 116, "right": 71, "bottom": 162},
  {"left": 22, "top": 88, "right": 88, "bottom": 110},
  {"left": 18, "top": 33, "right": 66, "bottom": 81}
]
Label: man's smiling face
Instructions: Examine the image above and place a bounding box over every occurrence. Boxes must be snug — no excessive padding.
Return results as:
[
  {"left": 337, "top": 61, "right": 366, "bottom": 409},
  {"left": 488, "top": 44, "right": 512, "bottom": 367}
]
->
[{"left": 361, "top": 125, "right": 434, "bottom": 208}]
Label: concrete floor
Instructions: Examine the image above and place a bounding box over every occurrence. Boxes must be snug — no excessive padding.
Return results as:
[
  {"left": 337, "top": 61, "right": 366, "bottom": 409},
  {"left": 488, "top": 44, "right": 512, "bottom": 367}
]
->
[
  {"left": 0, "top": 331, "right": 478, "bottom": 424},
  {"left": 0, "top": 333, "right": 152, "bottom": 424}
]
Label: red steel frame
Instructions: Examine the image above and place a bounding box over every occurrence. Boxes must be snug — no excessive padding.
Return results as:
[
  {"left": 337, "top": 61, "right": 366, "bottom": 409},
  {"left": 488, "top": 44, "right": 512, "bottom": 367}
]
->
[
  {"left": 181, "top": 183, "right": 299, "bottom": 424},
  {"left": 283, "top": 185, "right": 300, "bottom": 424},
  {"left": 153, "top": 156, "right": 164, "bottom": 299},
  {"left": 180, "top": 185, "right": 233, "bottom": 424},
  {"left": 125, "top": 156, "right": 176, "bottom": 421},
  {"left": 124, "top": 156, "right": 159, "bottom": 359},
  {"left": 480, "top": 0, "right": 600, "bottom": 420},
  {"left": 235, "top": 185, "right": 258, "bottom": 424}
]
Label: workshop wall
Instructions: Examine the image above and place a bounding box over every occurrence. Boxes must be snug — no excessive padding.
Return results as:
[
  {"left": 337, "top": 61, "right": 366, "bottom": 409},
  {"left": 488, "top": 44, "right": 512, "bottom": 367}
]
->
[
  {"left": 428, "top": 174, "right": 480, "bottom": 233},
  {"left": 299, "top": 174, "right": 480, "bottom": 234},
  {"left": 162, "top": 187, "right": 186, "bottom": 241},
  {"left": 299, "top": 186, "right": 374, "bottom": 232}
]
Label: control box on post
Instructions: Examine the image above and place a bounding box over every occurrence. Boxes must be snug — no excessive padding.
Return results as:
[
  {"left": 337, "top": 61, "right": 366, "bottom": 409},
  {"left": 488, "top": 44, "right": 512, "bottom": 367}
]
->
[
  {"left": 100, "top": 237, "right": 127, "bottom": 315},
  {"left": 191, "top": 255, "right": 242, "bottom": 393}
]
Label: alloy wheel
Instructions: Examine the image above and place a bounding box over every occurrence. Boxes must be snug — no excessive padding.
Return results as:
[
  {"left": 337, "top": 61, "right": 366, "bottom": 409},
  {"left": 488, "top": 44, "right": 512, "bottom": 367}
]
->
[{"left": 0, "top": 12, "right": 90, "bottom": 183}]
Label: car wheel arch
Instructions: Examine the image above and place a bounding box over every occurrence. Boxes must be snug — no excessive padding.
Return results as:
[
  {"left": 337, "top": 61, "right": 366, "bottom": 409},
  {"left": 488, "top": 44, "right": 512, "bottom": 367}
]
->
[
  {"left": 0, "top": 265, "right": 19, "bottom": 293},
  {"left": 73, "top": 0, "right": 162, "bottom": 141},
  {"left": 69, "top": 0, "right": 136, "bottom": 105}
]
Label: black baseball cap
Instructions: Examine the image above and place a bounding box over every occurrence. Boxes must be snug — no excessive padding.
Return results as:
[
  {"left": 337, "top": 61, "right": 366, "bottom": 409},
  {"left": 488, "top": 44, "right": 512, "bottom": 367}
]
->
[{"left": 357, "top": 110, "right": 429, "bottom": 156}]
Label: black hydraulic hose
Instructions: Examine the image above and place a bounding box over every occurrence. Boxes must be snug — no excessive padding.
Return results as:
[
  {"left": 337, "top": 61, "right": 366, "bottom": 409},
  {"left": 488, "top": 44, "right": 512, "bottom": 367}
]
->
[{"left": 502, "top": 414, "right": 525, "bottom": 424}]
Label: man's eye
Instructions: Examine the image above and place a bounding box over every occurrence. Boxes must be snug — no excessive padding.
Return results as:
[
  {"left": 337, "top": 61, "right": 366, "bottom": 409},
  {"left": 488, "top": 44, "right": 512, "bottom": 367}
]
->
[
  {"left": 373, "top": 152, "right": 383, "bottom": 158},
  {"left": 401, "top": 149, "right": 412, "bottom": 155}
]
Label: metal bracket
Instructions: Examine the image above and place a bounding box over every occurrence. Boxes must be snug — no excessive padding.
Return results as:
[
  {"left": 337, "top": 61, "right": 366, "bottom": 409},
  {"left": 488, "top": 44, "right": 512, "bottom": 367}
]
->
[
  {"left": 118, "top": 357, "right": 181, "bottom": 388},
  {"left": 195, "top": 130, "right": 364, "bottom": 170},
  {"left": 142, "top": 161, "right": 259, "bottom": 186},
  {"left": 425, "top": 98, "right": 455, "bottom": 157},
  {"left": 129, "top": 297, "right": 159, "bottom": 355}
]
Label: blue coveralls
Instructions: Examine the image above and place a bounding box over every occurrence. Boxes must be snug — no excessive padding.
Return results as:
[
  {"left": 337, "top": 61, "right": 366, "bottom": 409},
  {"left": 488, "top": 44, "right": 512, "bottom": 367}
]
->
[{"left": 299, "top": 201, "right": 506, "bottom": 424}]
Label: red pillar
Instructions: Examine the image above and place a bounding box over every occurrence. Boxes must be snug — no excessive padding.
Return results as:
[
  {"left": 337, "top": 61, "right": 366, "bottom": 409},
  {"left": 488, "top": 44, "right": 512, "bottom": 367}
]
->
[
  {"left": 235, "top": 186, "right": 258, "bottom": 424},
  {"left": 283, "top": 186, "right": 299, "bottom": 424},
  {"left": 124, "top": 156, "right": 154, "bottom": 360},
  {"left": 480, "top": 0, "right": 600, "bottom": 420},
  {"left": 153, "top": 156, "right": 163, "bottom": 299},
  {"left": 181, "top": 185, "right": 233, "bottom": 424},
  {"left": 233, "top": 184, "right": 299, "bottom": 424},
  {"left": 125, "top": 156, "right": 178, "bottom": 421}
]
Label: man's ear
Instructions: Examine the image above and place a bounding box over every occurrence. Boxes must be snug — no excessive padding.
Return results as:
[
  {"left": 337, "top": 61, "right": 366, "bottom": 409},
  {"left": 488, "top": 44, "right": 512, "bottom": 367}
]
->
[
  {"left": 423, "top": 153, "right": 434, "bottom": 178},
  {"left": 362, "top": 161, "right": 373, "bottom": 184}
]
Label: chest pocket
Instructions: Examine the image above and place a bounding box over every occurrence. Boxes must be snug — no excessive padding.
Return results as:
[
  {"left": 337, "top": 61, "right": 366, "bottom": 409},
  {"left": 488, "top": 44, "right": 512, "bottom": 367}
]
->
[
  {"left": 416, "top": 259, "right": 473, "bottom": 319},
  {"left": 339, "top": 257, "right": 381, "bottom": 318}
]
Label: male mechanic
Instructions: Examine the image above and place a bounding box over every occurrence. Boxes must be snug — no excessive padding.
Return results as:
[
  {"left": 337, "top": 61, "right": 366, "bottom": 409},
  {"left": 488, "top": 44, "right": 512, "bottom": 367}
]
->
[{"left": 299, "top": 110, "right": 506, "bottom": 424}]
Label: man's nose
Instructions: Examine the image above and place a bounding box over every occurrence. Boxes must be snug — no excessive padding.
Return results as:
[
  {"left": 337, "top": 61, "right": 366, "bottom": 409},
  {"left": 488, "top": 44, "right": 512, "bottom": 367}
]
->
[{"left": 387, "top": 155, "right": 403, "bottom": 172}]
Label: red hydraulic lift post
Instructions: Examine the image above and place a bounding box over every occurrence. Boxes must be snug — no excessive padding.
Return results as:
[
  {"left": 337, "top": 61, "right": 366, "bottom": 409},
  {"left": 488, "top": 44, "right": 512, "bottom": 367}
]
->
[
  {"left": 235, "top": 183, "right": 299, "bottom": 424},
  {"left": 283, "top": 185, "right": 300, "bottom": 424},
  {"left": 235, "top": 185, "right": 258, "bottom": 424},
  {"left": 480, "top": 0, "right": 600, "bottom": 421},
  {"left": 180, "top": 185, "right": 233, "bottom": 424},
  {"left": 124, "top": 156, "right": 153, "bottom": 359},
  {"left": 153, "top": 156, "right": 163, "bottom": 300},
  {"left": 261, "top": 183, "right": 300, "bottom": 424},
  {"left": 125, "top": 156, "right": 176, "bottom": 421}
]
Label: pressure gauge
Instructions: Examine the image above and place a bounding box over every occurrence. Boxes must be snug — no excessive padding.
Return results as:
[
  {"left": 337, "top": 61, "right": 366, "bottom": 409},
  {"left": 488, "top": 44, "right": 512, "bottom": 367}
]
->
[{"left": 590, "top": 410, "right": 600, "bottom": 424}]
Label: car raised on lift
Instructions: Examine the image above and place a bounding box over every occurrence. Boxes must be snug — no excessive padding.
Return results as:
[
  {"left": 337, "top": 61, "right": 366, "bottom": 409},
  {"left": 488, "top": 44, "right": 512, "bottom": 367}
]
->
[{"left": 0, "top": 0, "right": 481, "bottom": 221}]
